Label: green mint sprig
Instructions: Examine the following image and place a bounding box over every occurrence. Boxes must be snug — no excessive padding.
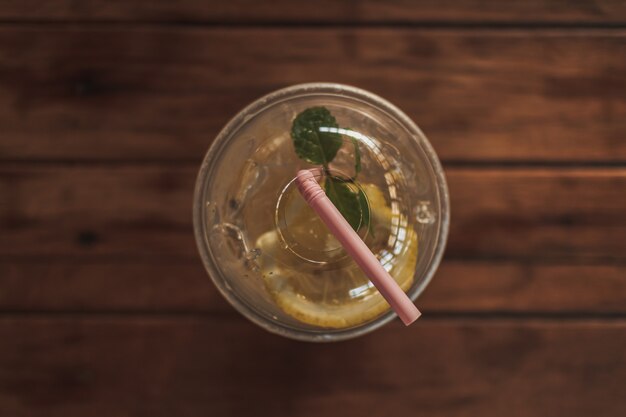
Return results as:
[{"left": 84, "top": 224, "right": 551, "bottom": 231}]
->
[
  {"left": 291, "top": 107, "right": 342, "bottom": 165},
  {"left": 291, "top": 106, "right": 369, "bottom": 232}
]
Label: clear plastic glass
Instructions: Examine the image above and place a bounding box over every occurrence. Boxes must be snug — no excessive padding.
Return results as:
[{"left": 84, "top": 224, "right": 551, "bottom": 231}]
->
[{"left": 193, "top": 83, "right": 449, "bottom": 341}]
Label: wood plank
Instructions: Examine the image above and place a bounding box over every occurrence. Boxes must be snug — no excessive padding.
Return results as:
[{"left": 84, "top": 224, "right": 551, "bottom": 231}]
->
[
  {"left": 448, "top": 168, "right": 626, "bottom": 260},
  {"left": 0, "top": 262, "right": 224, "bottom": 312},
  {"left": 1, "top": 166, "right": 625, "bottom": 260},
  {"left": 1, "top": 260, "right": 625, "bottom": 314},
  {"left": 425, "top": 261, "right": 626, "bottom": 313},
  {"left": 0, "top": 318, "right": 624, "bottom": 417},
  {"left": 1, "top": 28, "right": 625, "bottom": 162},
  {"left": 0, "top": 1, "right": 625, "bottom": 23}
]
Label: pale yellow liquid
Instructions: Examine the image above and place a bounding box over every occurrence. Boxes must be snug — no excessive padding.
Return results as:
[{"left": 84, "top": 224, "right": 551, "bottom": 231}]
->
[{"left": 229, "top": 130, "right": 418, "bottom": 328}]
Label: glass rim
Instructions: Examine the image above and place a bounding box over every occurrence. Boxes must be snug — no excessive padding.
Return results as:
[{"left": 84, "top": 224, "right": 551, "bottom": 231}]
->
[{"left": 193, "top": 82, "right": 450, "bottom": 342}]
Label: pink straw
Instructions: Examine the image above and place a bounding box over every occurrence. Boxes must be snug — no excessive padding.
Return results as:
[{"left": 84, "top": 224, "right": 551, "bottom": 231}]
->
[{"left": 295, "top": 169, "right": 421, "bottom": 326}]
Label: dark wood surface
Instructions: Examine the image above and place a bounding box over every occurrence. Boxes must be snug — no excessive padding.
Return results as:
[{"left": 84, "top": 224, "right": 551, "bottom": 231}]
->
[
  {"left": 1, "top": 319, "right": 625, "bottom": 417},
  {"left": 1, "top": 2, "right": 625, "bottom": 416},
  {"left": 0, "top": 0, "right": 625, "bottom": 23},
  {"left": 1, "top": 28, "right": 625, "bottom": 162}
]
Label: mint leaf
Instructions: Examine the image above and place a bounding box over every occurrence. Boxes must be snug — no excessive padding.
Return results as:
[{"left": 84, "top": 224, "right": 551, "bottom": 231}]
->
[
  {"left": 325, "top": 176, "right": 369, "bottom": 232},
  {"left": 291, "top": 107, "right": 369, "bottom": 232},
  {"left": 291, "top": 107, "right": 342, "bottom": 166}
]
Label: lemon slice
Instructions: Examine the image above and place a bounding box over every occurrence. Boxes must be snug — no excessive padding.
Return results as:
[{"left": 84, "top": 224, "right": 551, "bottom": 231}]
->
[
  {"left": 257, "top": 182, "right": 418, "bottom": 328},
  {"left": 360, "top": 183, "right": 393, "bottom": 225}
]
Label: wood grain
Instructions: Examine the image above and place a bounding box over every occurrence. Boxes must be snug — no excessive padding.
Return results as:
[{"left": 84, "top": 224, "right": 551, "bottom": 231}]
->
[
  {"left": 1, "top": 28, "right": 625, "bottom": 162},
  {"left": 0, "top": 1, "right": 625, "bottom": 23},
  {"left": 1, "top": 260, "right": 625, "bottom": 314},
  {"left": 0, "top": 318, "right": 624, "bottom": 417},
  {"left": 448, "top": 168, "right": 626, "bottom": 260},
  {"left": 0, "top": 2, "right": 624, "bottom": 416},
  {"left": 2, "top": 165, "right": 624, "bottom": 260}
]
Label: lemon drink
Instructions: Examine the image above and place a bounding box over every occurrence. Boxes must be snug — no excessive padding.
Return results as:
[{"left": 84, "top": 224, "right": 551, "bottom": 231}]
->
[
  {"left": 230, "top": 106, "right": 419, "bottom": 329},
  {"left": 194, "top": 84, "right": 450, "bottom": 340}
]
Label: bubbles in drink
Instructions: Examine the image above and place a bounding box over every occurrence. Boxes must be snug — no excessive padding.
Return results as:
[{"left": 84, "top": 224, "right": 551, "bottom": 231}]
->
[{"left": 416, "top": 201, "right": 436, "bottom": 224}]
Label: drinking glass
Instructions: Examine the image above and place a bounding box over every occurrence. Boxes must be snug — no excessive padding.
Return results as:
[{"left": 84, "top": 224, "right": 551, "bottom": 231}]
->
[{"left": 193, "top": 83, "right": 449, "bottom": 341}]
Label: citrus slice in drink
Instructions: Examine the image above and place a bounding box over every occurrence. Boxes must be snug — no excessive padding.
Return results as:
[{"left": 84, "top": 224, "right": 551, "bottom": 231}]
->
[{"left": 257, "top": 182, "right": 418, "bottom": 328}]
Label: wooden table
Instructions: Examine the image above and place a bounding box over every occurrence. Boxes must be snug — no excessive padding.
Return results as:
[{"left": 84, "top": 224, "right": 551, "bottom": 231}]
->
[{"left": 1, "top": 2, "right": 625, "bottom": 416}]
